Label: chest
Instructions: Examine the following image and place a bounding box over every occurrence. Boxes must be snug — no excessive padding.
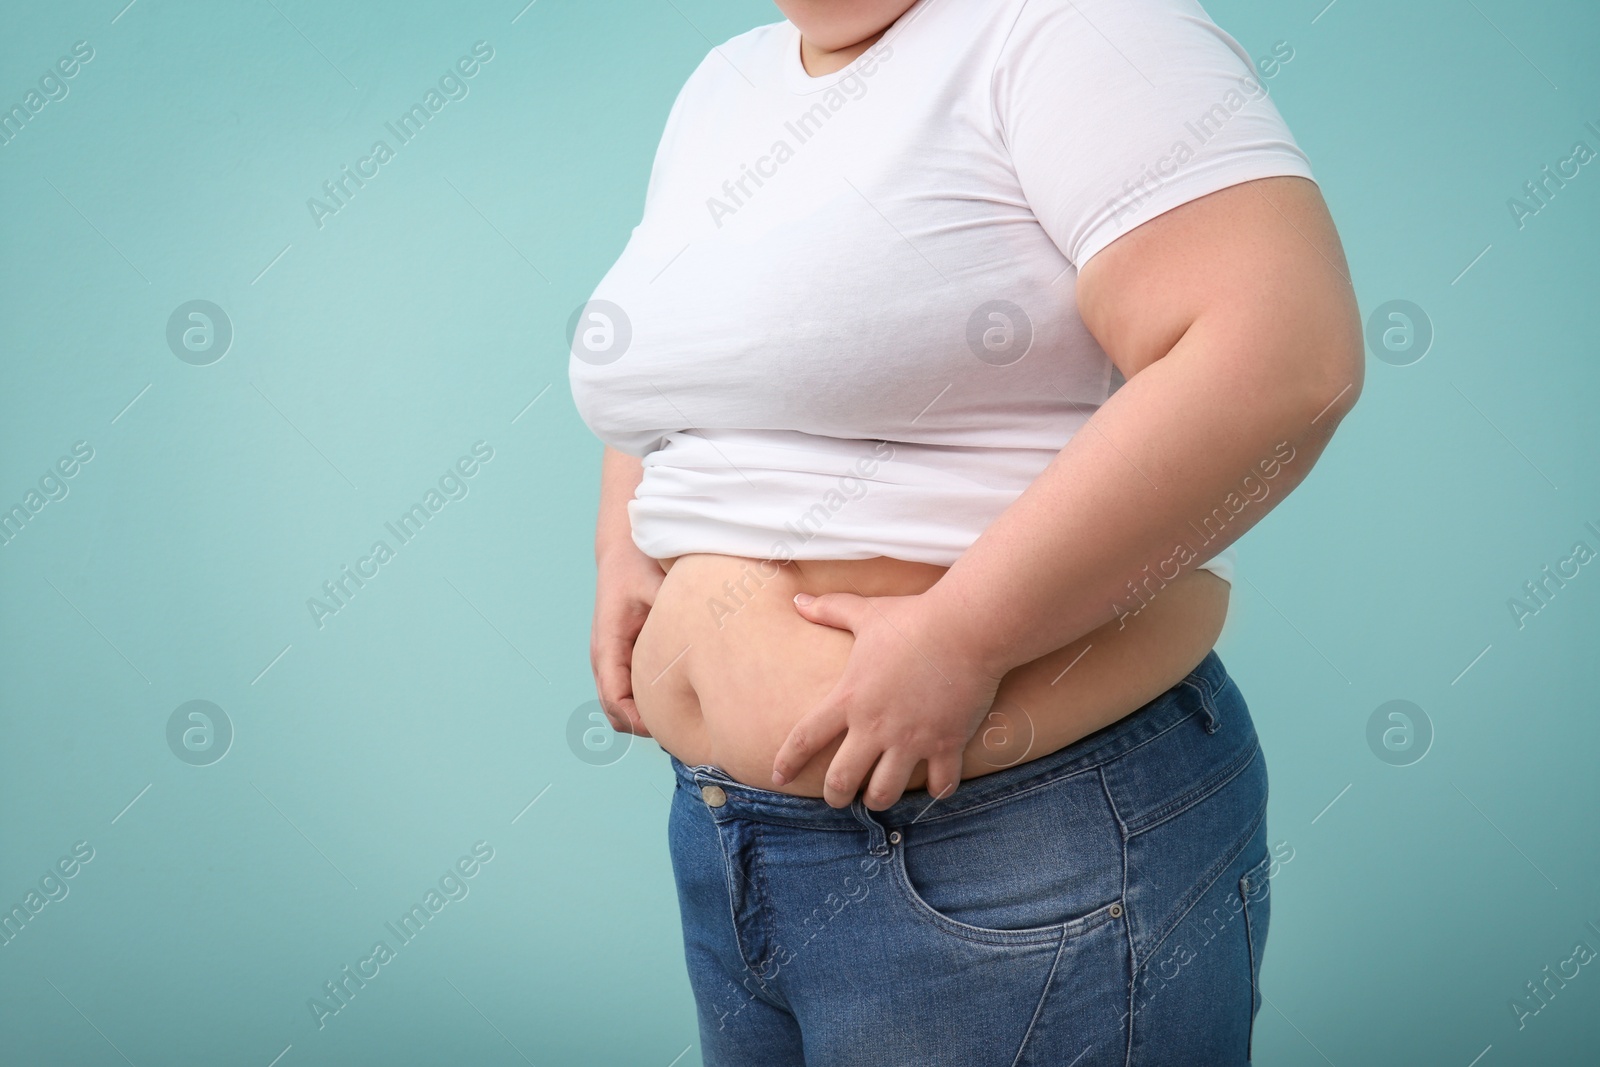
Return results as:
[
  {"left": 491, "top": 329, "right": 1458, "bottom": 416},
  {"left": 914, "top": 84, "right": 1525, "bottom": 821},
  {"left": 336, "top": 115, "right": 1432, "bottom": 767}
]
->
[{"left": 576, "top": 67, "right": 1113, "bottom": 440}]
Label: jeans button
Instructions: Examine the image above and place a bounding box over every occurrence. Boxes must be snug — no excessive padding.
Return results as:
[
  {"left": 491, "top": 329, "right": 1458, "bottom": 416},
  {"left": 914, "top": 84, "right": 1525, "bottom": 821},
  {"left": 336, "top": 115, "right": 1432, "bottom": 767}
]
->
[{"left": 701, "top": 785, "right": 727, "bottom": 808}]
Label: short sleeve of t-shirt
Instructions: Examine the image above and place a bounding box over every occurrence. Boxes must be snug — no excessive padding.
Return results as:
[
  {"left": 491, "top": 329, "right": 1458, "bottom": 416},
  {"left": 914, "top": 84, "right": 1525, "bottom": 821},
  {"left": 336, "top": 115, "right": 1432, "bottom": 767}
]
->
[
  {"left": 636, "top": 55, "right": 709, "bottom": 223},
  {"left": 991, "top": 0, "right": 1316, "bottom": 270}
]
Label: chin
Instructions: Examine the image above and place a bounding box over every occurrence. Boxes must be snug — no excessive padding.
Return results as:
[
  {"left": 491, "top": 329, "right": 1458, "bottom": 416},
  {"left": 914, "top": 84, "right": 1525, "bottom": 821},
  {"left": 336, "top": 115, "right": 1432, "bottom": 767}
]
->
[{"left": 772, "top": 0, "right": 914, "bottom": 50}]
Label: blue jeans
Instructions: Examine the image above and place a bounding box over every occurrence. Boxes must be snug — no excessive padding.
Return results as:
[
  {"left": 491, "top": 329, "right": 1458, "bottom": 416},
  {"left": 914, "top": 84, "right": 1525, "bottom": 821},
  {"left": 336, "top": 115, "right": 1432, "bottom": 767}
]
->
[{"left": 666, "top": 649, "right": 1273, "bottom": 1066}]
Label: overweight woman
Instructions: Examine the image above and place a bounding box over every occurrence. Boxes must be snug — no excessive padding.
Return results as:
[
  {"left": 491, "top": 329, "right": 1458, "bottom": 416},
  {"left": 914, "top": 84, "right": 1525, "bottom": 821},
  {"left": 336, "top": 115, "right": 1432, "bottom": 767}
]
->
[{"left": 570, "top": 0, "right": 1362, "bottom": 1062}]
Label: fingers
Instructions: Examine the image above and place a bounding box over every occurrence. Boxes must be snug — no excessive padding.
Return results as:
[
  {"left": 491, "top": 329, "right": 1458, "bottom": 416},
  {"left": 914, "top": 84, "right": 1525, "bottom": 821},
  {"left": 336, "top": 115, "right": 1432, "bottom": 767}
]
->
[
  {"left": 862, "top": 748, "right": 918, "bottom": 811},
  {"left": 923, "top": 749, "right": 964, "bottom": 805},
  {"left": 772, "top": 702, "right": 848, "bottom": 789},
  {"left": 612, "top": 696, "right": 652, "bottom": 737},
  {"left": 595, "top": 635, "right": 651, "bottom": 736},
  {"left": 792, "top": 590, "right": 865, "bottom": 632},
  {"left": 821, "top": 732, "right": 881, "bottom": 809},
  {"left": 594, "top": 647, "right": 632, "bottom": 731}
]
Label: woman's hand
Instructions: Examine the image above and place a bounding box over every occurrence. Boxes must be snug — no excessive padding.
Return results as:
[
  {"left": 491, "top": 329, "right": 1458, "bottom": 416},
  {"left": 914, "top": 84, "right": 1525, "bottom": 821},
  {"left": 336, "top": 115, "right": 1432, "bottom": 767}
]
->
[
  {"left": 771, "top": 589, "right": 1009, "bottom": 810},
  {"left": 589, "top": 546, "right": 666, "bottom": 736}
]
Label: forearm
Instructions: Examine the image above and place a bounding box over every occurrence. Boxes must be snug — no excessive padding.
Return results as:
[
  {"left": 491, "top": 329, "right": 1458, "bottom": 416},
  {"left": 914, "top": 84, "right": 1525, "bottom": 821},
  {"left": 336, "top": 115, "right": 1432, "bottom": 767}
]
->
[
  {"left": 925, "top": 321, "right": 1360, "bottom": 678},
  {"left": 596, "top": 445, "right": 648, "bottom": 563}
]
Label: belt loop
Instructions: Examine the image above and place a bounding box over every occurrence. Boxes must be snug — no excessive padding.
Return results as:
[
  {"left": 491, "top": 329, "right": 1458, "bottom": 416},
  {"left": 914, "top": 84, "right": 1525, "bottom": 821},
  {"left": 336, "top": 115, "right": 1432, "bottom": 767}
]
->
[
  {"left": 850, "top": 798, "right": 890, "bottom": 856},
  {"left": 1187, "top": 676, "right": 1221, "bottom": 734}
]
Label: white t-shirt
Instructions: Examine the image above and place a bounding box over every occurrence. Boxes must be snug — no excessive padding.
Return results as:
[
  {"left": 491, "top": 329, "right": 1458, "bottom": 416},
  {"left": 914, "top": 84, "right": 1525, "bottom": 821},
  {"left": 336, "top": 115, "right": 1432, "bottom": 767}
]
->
[{"left": 568, "top": 0, "right": 1318, "bottom": 585}]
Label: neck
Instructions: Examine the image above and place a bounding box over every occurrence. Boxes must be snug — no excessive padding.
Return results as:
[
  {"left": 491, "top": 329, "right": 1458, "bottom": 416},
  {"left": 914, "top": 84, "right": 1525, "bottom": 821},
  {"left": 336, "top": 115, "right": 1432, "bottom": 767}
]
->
[{"left": 798, "top": 27, "right": 887, "bottom": 77}]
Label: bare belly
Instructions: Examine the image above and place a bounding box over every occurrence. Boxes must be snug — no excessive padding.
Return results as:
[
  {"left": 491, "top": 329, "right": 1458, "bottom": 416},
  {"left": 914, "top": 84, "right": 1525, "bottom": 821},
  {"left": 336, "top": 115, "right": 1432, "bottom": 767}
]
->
[{"left": 630, "top": 553, "right": 1230, "bottom": 798}]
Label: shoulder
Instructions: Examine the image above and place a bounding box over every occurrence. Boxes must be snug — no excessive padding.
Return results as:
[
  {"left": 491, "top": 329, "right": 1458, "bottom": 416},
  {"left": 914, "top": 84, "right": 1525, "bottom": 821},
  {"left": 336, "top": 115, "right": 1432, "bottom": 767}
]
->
[
  {"left": 646, "top": 18, "right": 788, "bottom": 150},
  {"left": 677, "top": 18, "right": 790, "bottom": 92},
  {"left": 996, "top": 0, "right": 1252, "bottom": 71}
]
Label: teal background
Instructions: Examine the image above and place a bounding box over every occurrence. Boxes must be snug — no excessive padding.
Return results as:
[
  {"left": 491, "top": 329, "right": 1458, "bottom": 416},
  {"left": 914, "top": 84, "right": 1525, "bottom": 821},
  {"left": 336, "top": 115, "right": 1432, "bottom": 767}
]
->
[{"left": 1, "top": 0, "right": 1596, "bottom": 1064}]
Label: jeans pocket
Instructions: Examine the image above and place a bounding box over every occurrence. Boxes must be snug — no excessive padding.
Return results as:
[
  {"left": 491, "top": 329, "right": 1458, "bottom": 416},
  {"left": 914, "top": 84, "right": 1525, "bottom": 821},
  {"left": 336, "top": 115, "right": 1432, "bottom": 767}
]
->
[
  {"left": 1239, "top": 851, "right": 1274, "bottom": 1061},
  {"left": 888, "top": 771, "right": 1125, "bottom": 947}
]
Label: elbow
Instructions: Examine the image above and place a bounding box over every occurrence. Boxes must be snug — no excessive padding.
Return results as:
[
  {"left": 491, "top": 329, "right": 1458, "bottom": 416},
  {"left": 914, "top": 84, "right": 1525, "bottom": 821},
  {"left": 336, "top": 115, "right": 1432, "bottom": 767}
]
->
[
  {"left": 1230, "top": 323, "right": 1364, "bottom": 438},
  {"left": 1305, "top": 350, "right": 1363, "bottom": 432},
  {"left": 1287, "top": 293, "right": 1365, "bottom": 435},
  {"left": 1310, "top": 305, "right": 1366, "bottom": 431}
]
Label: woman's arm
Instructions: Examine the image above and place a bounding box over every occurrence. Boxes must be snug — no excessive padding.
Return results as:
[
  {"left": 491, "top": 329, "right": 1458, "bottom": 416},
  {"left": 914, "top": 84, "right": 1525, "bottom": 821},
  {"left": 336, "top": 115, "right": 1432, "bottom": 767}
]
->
[
  {"left": 589, "top": 445, "right": 663, "bottom": 736},
  {"left": 596, "top": 445, "right": 648, "bottom": 562},
  {"left": 925, "top": 175, "right": 1363, "bottom": 675},
  {"left": 773, "top": 176, "right": 1364, "bottom": 807}
]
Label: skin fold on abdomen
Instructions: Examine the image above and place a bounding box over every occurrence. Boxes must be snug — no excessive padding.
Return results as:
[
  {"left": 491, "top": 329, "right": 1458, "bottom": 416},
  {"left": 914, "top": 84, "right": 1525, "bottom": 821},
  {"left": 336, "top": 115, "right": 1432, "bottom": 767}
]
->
[{"left": 629, "top": 553, "right": 1230, "bottom": 799}]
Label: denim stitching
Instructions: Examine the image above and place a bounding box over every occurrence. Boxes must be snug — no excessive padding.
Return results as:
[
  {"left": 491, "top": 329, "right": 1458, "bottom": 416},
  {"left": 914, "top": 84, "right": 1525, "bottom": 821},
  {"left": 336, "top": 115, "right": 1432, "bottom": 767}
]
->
[
  {"left": 1240, "top": 852, "right": 1272, "bottom": 1061},
  {"left": 887, "top": 841, "right": 1121, "bottom": 947},
  {"left": 747, "top": 819, "right": 791, "bottom": 1011},
  {"left": 1202, "top": 674, "right": 1225, "bottom": 732},
  {"left": 1124, "top": 737, "right": 1262, "bottom": 837},
  {"left": 1186, "top": 674, "right": 1222, "bottom": 734},
  {"left": 1099, "top": 766, "right": 1137, "bottom": 1067},
  {"left": 887, "top": 701, "right": 1215, "bottom": 840},
  {"left": 1130, "top": 792, "right": 1268, "bottom": 974},
  {"left": 707, "top": 804, "right": 784, "bottom": 1010},
  {"left": 1010, "top": 926, "right": 1070, "bottom": 1067},
  {"left": 709, "top": 814, "right": 772, "bottom": 1007},
  {"left": 900, "top": 708, "right": 1203, "bottom": 829}
]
